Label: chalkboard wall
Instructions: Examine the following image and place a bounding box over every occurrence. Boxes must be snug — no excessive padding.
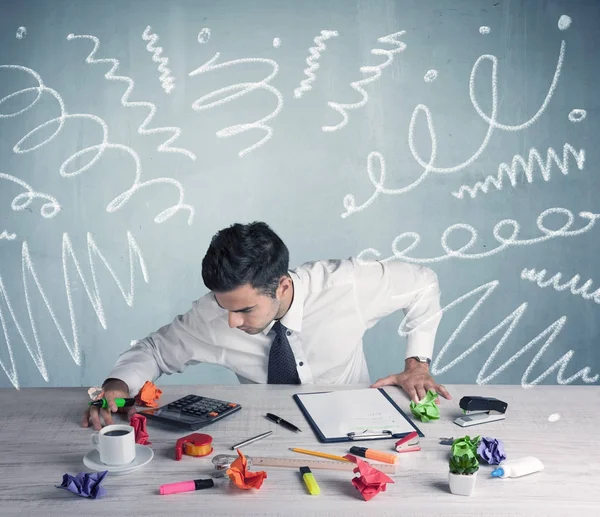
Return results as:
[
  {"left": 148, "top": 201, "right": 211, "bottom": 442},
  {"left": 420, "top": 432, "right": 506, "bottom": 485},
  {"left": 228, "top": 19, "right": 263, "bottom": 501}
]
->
[{"left": 1, "top": 0, "right": 598, "bottom": 390}]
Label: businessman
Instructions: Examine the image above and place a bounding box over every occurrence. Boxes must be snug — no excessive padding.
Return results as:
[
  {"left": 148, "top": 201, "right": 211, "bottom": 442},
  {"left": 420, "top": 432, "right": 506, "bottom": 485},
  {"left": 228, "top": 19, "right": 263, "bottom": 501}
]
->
[{"left": 83, "top": 221, "right": 451, "bottom": 429}]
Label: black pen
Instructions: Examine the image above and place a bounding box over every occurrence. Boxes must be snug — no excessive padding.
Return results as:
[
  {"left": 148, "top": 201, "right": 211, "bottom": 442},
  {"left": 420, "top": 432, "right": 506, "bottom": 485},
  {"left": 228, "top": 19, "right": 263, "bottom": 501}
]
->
[{"left": 265, "top": 413, "right": 302, "bottom": 432}]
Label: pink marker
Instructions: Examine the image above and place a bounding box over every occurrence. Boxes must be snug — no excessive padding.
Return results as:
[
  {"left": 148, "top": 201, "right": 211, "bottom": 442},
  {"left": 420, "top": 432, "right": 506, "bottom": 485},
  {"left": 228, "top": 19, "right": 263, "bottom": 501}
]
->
[{"left": 159, "top": 478, "right": 214, "bottom": 495}]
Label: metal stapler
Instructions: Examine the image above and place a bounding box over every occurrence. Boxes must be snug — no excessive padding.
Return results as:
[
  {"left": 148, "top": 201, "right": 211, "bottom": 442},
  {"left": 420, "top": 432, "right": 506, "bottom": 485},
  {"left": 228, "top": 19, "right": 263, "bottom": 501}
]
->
[{"left": 454, "top": 396, "right": 508, "bottom": 427}]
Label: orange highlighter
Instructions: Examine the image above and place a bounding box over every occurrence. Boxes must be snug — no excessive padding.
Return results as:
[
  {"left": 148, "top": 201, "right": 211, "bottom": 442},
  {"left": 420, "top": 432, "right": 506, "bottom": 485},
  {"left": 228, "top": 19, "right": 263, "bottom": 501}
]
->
[{"left": 349, "top": 446, "right": 398, "bottom": 464}]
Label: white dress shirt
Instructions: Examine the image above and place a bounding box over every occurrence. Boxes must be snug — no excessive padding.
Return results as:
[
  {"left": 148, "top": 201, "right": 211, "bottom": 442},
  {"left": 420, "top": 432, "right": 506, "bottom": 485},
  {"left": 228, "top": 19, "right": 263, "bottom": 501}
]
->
[{"left": 107, "top": 258, "right": 442, "bottom": 395}]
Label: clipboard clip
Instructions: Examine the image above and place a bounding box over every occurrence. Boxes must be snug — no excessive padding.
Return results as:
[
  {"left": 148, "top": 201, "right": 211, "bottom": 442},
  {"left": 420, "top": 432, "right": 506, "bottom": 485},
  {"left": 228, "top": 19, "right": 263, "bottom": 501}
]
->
[{"left": 346, "top": 429, "right": 393, "bottom": 441}]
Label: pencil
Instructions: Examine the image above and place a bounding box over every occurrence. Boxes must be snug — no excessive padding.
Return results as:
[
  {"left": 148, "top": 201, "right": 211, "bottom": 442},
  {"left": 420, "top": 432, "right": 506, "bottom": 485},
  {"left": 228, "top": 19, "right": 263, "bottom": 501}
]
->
[{"left": 289, "top": 447, "right": 352, "bottom": 463}]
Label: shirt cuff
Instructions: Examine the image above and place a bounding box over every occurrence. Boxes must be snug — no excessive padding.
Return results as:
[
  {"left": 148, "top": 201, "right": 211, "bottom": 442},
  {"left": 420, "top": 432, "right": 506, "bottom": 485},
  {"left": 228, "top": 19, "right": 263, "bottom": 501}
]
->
[
  {"left": 405, "top": 332, "right": 435, "bottom": 360},
  {"left": 104, "top": 367, "right": 147, "bottom": 398}
]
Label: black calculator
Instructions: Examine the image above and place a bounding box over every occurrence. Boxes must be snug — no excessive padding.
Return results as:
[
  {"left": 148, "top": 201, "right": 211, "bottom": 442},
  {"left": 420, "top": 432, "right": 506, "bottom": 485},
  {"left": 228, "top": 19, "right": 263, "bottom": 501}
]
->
[{"left": 138, "top": 394, "right": 242, "bottom": 430}]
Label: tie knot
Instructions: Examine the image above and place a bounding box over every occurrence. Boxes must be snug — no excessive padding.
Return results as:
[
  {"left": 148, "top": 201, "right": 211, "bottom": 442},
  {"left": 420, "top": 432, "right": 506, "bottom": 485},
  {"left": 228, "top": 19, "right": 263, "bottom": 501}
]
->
[{"left": 273, "top": 320, "right": 287, "bottom": 336}]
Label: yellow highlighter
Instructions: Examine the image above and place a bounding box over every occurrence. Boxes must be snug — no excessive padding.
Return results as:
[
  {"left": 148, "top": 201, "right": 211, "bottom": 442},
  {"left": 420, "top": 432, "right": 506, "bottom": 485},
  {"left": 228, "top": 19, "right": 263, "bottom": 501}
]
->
[{"left": 299, "top": 466, "right": 320, "bottom": 495}]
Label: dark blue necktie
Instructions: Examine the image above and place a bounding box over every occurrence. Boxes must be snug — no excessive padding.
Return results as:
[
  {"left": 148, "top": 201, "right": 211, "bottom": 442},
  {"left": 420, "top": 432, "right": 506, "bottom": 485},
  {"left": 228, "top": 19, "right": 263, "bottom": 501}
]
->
[{"left": 267, "top": 320, "right": 300, "bottom": 384}]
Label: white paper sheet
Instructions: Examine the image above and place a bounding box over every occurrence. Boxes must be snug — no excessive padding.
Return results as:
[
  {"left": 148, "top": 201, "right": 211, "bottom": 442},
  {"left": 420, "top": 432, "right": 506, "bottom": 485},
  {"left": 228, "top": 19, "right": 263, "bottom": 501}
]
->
[{"left": 295, "top": 388, "right": 418, "bottom": 440}]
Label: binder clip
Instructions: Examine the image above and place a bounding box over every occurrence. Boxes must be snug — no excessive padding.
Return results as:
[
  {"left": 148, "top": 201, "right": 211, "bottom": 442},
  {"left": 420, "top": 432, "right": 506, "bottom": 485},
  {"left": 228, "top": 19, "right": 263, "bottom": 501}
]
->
[
  {"left": 394, "top": 431, "right": 421, "bottom": 453},
  {"left": 175, "top": 433, "right": 213, "bottom": 460},
  {"left": 454, "top": 396, "right": 508, "bottom": 427}
]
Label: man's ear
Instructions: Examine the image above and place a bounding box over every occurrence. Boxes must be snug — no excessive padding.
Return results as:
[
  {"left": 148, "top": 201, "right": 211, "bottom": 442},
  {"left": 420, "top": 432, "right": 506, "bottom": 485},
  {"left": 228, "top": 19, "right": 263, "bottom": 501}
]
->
[{"left": 277, "top": 275, "right": 292, "bottom": 297}]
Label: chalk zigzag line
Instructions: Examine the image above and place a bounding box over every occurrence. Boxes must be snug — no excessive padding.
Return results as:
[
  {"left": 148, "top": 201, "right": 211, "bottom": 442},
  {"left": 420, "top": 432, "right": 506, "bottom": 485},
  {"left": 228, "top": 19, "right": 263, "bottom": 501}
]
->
[
  {"left": 396, "top": 280, "right": 598, "bottom": 387},
  {"left": 0, "top": 231, "right": 148, "bottom": 389},
  {"left": 142, "top": 26, "right": 176, "bottom": 94},
  {"left": 67, "top": 33, "right": 195, "bottom": 161},
  {"left": 521, "top": 267, "right": 600, "bottom": 304},
  {"left": 0, "top": 231, "right": 17, "bottom": 241},
  {"left": 293, "top": 30, "right": 338, "bottom": 99},
  {"left": 452, "top": 143, "right": 585, "bottom": 199}
]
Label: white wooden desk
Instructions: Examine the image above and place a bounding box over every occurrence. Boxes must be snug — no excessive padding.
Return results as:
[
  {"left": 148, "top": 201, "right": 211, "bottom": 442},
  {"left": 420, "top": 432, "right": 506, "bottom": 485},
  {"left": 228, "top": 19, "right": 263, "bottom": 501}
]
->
[{"left": 0, "top": 384, "right": 598, "bottom": 516}]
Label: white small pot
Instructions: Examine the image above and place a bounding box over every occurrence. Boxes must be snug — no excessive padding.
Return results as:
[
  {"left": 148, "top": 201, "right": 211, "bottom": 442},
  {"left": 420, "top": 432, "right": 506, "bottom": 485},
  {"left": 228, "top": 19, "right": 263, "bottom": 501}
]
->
[{"left": 448, "top": 470, "right": 477, "bottom": 496}]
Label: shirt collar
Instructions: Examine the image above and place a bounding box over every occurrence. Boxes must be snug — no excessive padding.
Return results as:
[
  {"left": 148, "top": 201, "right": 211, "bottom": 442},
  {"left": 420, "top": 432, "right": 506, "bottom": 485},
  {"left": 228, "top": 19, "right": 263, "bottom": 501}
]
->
[{"left": 261, "top": 269, "right": 304, "bottom": 335}]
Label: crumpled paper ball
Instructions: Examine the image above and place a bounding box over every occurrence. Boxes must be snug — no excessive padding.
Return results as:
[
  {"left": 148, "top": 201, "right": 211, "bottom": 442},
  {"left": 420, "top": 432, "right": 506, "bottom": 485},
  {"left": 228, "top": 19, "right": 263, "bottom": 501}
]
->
[
  {"left": 226, "top": 449, "right": 267, "bottom": 490},
  {"left": 409, "top": 389, "right": 440, "bottom": 422},
  {"left": 351, "top": 457, "right": 395, "bottom": 501},
  {"left": 135, "top": 380, "right": 162, "bottom": 408},
  {"left": 130, "top": 413, "right": 151, "bottom": 445},
  {"left": 56, "top": 471, "right": 107, "bottom": 499},
  {"left": 477, "top": 436, "right": 506, "bottom": 465}
]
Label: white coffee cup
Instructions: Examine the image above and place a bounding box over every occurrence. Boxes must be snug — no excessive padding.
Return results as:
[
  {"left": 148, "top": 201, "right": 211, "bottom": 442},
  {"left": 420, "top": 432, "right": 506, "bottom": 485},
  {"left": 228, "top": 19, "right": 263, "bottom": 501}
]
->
[{"left": 90, "top": 424, "right": 136, "bottom": 465}]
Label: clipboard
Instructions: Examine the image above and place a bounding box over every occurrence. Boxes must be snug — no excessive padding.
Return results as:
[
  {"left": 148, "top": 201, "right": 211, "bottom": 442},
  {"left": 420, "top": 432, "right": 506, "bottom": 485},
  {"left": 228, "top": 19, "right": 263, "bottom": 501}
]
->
[{"left": 293, "top": 388, "right": 424, "bottom": 443}]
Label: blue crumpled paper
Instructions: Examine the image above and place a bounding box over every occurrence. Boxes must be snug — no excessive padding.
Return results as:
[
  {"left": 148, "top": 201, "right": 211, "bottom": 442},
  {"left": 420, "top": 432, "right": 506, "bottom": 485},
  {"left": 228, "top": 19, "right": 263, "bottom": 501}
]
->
[
  {"left": 56, "top": 470, "right": 108, "bottom": 499},
  {"left": 477, "top": 437, "right": 506, "bottom": 465}
]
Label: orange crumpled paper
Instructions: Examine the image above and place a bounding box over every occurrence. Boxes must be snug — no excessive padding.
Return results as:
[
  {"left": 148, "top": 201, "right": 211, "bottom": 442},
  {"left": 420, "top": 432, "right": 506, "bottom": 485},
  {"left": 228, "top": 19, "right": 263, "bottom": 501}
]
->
[
  {"left": 226, "top": 450, "right": 267, "bottom": 490},
  {"left": 351, "top": 457, "right": 395, "bottom": 501},
  {"left": 130, "top": 414, "right": 151, "bottom": 445},
  {"left": 135, "top": 381, "right": 162, "bottom": 408}
]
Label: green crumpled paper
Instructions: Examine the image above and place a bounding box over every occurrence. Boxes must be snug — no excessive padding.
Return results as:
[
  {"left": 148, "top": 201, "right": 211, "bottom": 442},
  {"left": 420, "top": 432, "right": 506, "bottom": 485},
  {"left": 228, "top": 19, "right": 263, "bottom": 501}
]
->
[
  {"left": 451, "top": 435, "right": 481, "bottom": 458},
  {"left": 409, "top": 389, "right": 440, "bottom": 422}
]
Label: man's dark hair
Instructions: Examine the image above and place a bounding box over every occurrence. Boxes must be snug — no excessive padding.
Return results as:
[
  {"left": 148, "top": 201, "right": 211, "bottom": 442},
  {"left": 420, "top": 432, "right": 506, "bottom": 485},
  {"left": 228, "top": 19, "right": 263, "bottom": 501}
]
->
[{"left": 202, "top": 222, "right": 290, "bottom": 297}]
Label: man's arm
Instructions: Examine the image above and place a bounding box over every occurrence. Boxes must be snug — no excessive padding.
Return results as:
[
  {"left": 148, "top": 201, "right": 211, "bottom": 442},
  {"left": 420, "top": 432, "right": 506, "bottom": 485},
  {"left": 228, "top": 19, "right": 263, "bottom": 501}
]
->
[
  {"left": 105, "top": 298, "right": 221, "bottom": 397},
  {"left": 83, "top": 298, "right": 221, "bottom": 429},
  {"left": 351, "top": 258, "right": 450, "bottom": 402}
]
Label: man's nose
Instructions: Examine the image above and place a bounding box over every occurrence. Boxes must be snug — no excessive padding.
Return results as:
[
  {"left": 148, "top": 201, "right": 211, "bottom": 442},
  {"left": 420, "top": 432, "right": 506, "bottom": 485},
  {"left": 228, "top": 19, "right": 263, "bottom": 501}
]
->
[{"left": 228, "top": 312, "right": 243, "bottom": 328}]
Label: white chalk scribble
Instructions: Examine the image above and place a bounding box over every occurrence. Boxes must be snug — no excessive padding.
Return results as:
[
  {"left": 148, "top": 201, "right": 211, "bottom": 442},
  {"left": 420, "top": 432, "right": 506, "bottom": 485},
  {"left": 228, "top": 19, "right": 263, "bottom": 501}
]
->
[
  {"left": 479, "top": 26, "right": 491, "bottom": 35},
  {"left": 395, "top": 280, "right": 598, "bottom": 387},
  {"left": 189, "top": 53, "right": 283, "bottom": 157},
  {"left": 67, "top": 33, "right": 195, "bottom": 161},
  {"left": 0, "top": 231, "right": 17, "bottom": 241},
  {"left": 568, "top": 109, "right": 587, "bottom": 122},
  {"left": 0, "top": 64, "right": 194, "bottom": 224},
  {"left": 452, "top": 143, "right": 585, "bottom": 199},
  {"left": 197, "top": 28, "right": 211, "bottom": 44},
  {"left": 521, "top": 267, "right": 600, "bottom": 304},
  {"left": 424, "top": 69, "right": 438, "bottom": 83},
  {"left": 0, "top": 232, "right": 148, "bottom": 389},
  {"left": 273, "top": 37, "right": 281, "bottom": 48},
  {"left": 16, "top": 27, "right": 27, "bottom": 39},
  {"left": 293, "top": 30, "right": 338, "bottom": 99},
  {"left": 323, "top": 31, "right": 407, "bottom": 132},
  {"left": 558, "top": 15, "right": 572, "bottom": 30},
  {"left": 142, "top": 26, "right": 176, "bottom": 94}
]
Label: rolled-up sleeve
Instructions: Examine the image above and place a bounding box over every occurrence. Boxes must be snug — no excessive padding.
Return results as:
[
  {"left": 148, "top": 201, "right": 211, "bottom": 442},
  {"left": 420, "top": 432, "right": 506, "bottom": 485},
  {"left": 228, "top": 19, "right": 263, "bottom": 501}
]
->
[
  {"left": 106, "top": 299, "right": 221, "bottom": 395},
  {"left": 352, "top": 258, "right": 442, "bottom": 360}
]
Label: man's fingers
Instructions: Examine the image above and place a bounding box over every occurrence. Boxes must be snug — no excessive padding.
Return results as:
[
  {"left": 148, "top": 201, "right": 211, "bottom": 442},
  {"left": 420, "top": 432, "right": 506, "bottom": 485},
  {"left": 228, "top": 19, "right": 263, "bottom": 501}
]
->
[
  {"left": 89, "top": 407, "right": 102, "bottom": 430},
  {"left": 405, "top": 385, "right": 418, "bottom": 403},
  {"left": 101, "top": 408, "right": 114, "bottom": 426},
  {"left": 103, "top": 392, "right": 118, "bottom": 413},
  {"left": 371, "top": 375, "right": 396, "bottom": 388},
  {"left": 81, "top": 407, "right": 90, "bottom": 428},
  {"left": 125, "top": 407, "right": 137, "bottom": 420},
  {"left": 435, "top": 383, "right": 452, "bottom": 400},
  {"left": 415, "top": 386, "right": 427, "bottom": 403}
]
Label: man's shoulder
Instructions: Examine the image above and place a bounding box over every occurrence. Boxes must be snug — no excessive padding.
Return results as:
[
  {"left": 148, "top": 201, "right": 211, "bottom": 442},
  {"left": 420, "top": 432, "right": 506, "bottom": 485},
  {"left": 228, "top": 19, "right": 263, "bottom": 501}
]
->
[
  {"left": 293, "top": 258, "right": 358, "bottom": 288},
  {"left": 191, "top": 291, "right": 225, "bottom": 323}
]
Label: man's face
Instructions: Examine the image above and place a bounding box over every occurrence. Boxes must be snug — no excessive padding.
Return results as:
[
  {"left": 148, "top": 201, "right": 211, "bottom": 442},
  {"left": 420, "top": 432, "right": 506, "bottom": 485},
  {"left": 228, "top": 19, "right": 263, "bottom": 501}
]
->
[{"left": 214, "top": 283, "right": 281, "bottom": 335}]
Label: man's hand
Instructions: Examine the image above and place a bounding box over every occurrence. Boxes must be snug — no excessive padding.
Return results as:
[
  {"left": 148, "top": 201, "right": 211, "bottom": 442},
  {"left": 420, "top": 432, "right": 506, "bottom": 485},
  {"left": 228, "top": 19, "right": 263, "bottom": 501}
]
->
[
  {"left": 371, "top": 358, "right": 452, "bottom": 403},
  {"left": 82, "top": 378, "right": 136, "bottom": 430}
]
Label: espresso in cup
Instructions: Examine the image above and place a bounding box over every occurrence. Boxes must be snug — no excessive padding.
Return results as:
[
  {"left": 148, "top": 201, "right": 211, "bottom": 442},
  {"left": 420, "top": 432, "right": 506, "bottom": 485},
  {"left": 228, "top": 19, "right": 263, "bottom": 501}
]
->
[{"left": 91, "top": 424, "right": 136, "bottom": 465}]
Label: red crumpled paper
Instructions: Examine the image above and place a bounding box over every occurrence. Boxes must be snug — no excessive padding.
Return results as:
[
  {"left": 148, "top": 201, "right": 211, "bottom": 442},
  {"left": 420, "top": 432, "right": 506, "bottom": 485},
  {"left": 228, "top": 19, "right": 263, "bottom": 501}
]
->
[
  {"left": 351, "top": 457, "right": 395, "bottom": 501},
  {"left": 135, "top": 381, "right": 162, "bottom": 408},
  {"left": 226, "top": 450, "right": 267, "bottom": 490},
  {"left": 130, "top": 414, "right": 151, "bottom": 445}
]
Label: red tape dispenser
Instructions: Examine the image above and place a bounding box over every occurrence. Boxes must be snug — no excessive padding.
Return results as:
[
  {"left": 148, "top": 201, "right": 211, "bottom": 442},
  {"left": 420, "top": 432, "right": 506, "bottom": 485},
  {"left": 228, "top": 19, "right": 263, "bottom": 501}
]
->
[{"left": 175, "top": 433, "right": 213, "bottom": 461}]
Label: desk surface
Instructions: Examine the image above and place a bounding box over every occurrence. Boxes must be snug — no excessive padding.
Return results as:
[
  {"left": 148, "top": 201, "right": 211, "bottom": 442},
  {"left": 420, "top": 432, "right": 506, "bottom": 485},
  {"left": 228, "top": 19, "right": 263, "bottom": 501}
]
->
[{"left": 0, "top": 384, "right": 598, "bottom": 517}]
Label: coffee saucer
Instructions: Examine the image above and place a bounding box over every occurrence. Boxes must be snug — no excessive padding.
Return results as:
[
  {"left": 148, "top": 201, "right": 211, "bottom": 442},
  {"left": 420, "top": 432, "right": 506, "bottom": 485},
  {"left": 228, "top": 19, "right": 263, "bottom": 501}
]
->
[{"left": 83, "top": 444, "right": 154, "bottom": 475}]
